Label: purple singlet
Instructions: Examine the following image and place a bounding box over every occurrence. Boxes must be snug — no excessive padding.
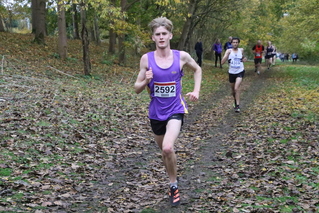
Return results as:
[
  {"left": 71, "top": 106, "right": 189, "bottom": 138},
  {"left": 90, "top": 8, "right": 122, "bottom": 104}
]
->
[{"left": 147, "top": 50, "right": 188, "bottom": 121}]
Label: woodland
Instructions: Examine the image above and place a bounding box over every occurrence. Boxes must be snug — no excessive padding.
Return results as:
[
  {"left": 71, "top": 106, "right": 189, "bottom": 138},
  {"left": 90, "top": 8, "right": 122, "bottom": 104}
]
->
[
  {"left": 1, "top": 0, "right": 319, "bottom": 212},
  {"left": 1, "top": 0, "right": 319, "bottom": 71}
]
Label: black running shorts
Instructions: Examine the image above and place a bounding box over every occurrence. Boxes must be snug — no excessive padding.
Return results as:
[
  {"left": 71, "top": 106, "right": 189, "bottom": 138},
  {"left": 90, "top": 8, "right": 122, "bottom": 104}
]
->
[
  {"left": 150, "top": 113, "right": 184, "bottom": 135},
  {"left": 229, "top": 70, "right": 245, "bottom": 83}
]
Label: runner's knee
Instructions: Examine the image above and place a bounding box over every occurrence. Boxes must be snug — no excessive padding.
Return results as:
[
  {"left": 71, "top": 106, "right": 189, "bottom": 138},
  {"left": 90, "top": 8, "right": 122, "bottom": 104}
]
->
[{"left": 162, "top": 145, "right": 174, "bottom": 156}]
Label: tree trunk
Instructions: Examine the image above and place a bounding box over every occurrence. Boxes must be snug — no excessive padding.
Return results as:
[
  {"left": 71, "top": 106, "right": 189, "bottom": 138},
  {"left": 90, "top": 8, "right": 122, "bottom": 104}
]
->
[
  {"left": 31, "top": 0, "right": 36, "bottom": 34},
  {"left": 32, "top": 0, "right": 46, "bottom": 44},
  {"left": 7, "top": 10, "right": 13, "bottom": 32},
  {"left": 108, "top": 0, "right": 116, "bottom": 54},
  {"left": 90, "top": 25, "right": 95, "bottom": 41},
  {"left": 177, "top": 0, "right": 198, "bottom": 51},
  {"left": 58, "top": 0, "right": 67, "bottom": 60},
  {"left": 72, "top": 4, "right": 80, "bottom": 39},
  {"left": 81, "top": 3, "right": 91, "bottom": 75},
  {"left": 118, "top": 0, "right": 127, "bottom": 65},
  {"left": 0, "top": 16, "right": 5, "bottom": 32},
  {"left": 118, "top": 35, "right": 125, "bottom": 65},
  {"left": 94, "top": 14, "right": 101, "bottom": 45},
  {"left": 108, "top": 27, "right": 116, "bottom": 54}
]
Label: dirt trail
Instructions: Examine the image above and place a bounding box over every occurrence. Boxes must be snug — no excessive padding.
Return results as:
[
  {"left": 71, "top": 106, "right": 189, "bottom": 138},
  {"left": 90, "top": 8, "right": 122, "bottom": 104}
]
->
[
  {"left": 153, "top": 66, "right": 274, "bottom": 212},
  {"left": 93, "top": 65, "right": 275, "bottom": 213}
]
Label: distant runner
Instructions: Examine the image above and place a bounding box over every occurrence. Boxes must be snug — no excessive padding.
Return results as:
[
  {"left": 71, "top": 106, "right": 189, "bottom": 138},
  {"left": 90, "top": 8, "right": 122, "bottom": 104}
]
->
[
  {"left": 134, "top": 17, "right": 202, "bottom": 207},
  {"left": 252, "top": 40, "right": 265, "bottom": 75},
  {"left": 265, "top": 41, "right": 275, "bottom": 70},
  {"left": 272, "top": 44, "right": 277, "bottom": 65},
  {"left": 221, "top": 37, "right": 247, "bottom": 113}
]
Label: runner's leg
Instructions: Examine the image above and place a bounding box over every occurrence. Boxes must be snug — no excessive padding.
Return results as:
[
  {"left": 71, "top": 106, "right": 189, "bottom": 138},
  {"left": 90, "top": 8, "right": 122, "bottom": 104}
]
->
[
  {"left": 234, "top": 77, "right": 243, "bottom": 106},
  {"left": 155, "top": 119, "right": 181, "bottom": 183}
]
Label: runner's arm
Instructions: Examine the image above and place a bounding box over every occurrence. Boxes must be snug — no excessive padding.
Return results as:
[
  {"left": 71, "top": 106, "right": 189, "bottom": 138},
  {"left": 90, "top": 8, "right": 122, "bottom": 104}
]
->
[
  {"left": 180, "top": 51, "right": 202, "bottom": 101},
  {"left": 134, "top": 54, "right": 152, "bottom": 94},
  {"left": 252, "top": 45, "right": 256, "bottom": 54},
  {"left": 221, "top": 49, "right": 231, "bottom": 65},
  {"left": 241, "top": 48, "right": 247, "bottom": 62}
]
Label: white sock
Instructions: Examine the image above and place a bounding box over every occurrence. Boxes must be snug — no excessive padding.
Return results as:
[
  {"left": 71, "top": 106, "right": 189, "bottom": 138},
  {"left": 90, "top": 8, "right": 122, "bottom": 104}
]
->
[{"left": 170, "top": 182, "right": 178, "bottom": 188}]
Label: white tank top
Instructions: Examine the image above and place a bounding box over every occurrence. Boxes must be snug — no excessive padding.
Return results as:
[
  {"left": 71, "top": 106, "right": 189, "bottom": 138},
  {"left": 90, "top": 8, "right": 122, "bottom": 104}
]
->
[{"left": 228, "top": 49, "right": 244, "bottom": 74}]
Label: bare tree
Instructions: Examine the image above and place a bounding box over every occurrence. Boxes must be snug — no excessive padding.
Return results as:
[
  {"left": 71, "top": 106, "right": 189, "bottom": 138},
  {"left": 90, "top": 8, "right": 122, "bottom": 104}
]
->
[
  {"left": 177, "top": 0, "right": 198, "bottom": 51},
  {"left": 108, "top": 0, "right": 116, "bottom": 54},
  {"left": 118, "top": 0, "right": 127, "bottom": 65},
  {"left": 58, "top": 0, "right": 67, "bottom": 60},
  {"left": 93, "top": 13, "right": 101, "bottom": 45},
  {"left": 80, "top": 2, "right": 91, "bottom": 75},
  {"left": 32, "top": 0, "right": 46, "bottom": 44},
  {"left": 0, "top": 15, "right": 5, "bottom": 32},
  {"left": 72, "top": 4, "right": 80, "bottom": 39}
]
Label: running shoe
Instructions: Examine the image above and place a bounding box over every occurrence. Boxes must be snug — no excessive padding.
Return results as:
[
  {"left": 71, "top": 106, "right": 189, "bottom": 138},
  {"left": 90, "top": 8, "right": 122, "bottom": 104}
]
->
[
  {"left": 257, "top": 71, "right": 260, "bottom": 75},
  {"left": 234, "top": 105, "right": 240, "bottom": 113},
  {"left": 169, "top": 186, "right": 180, "bottom": 206}
]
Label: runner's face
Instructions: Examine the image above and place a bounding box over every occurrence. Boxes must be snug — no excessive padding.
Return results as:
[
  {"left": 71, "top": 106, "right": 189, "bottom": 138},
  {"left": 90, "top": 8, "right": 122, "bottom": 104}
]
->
[
  {"left": 152, "top": 26, "right": 172, "bottom": 49},
  {"left": 232, "top": 40, "right": 239, "bottom": 49}
]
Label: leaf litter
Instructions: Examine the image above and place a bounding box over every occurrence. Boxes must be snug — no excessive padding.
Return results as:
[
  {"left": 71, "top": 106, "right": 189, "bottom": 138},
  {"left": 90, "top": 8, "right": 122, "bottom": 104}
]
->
[{"left": 1, "top": 33, "right": 319, "bottom": 212}]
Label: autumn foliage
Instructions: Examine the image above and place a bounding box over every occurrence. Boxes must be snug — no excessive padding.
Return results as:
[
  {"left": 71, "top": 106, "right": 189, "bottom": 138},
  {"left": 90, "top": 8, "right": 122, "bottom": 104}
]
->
[{"left": 1, "top": 33, "right": 319, "bottom": 212}]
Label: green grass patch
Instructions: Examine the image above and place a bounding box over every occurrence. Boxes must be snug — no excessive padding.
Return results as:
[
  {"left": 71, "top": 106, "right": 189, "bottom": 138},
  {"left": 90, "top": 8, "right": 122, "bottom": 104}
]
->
[
  {"left": 0, "top": 168, "right": 13, "bottom": 176},
  {"left": 140, "top": 208, "right": 158, "bottom": 213},
  {"left": 35, "top": 121, "right": 51, "bottom": 127}
]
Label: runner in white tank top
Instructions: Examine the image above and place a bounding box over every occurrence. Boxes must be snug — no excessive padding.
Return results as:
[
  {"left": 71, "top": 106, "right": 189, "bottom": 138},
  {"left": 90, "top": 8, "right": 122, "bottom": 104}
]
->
[
  {"left": 221, "top": 37, "right": 247, "bottom": 113},
  {"left": 228, "top": 48, "right": 244, "bottom": 74}
]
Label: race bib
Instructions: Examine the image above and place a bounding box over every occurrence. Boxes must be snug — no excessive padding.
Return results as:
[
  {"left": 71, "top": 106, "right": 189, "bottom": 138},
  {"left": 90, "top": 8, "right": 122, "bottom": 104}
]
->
[
  {"left": 154, "top": 81, "right": 176, "bottom": 98},
  {"left": 256, "top": 53, "right": 260, "bottom": 57},
  {"left": 267, "top": 52, "right": 272, "bottom": 55},
  {"left": 230, "top": 58, "right": 241, "bottom": 69}
]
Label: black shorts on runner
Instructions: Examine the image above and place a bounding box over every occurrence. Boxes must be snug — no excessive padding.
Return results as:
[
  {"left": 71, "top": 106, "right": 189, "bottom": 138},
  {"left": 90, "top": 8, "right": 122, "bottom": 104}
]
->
[
  {"left": 229, "top": 70, "right": 245, "bottom": 83},
  {"left": 254, "top": 58, "right": 262, "bottom": 64},
  {"left": 150, "top": 113, "right": 184, "bottom": 135}
]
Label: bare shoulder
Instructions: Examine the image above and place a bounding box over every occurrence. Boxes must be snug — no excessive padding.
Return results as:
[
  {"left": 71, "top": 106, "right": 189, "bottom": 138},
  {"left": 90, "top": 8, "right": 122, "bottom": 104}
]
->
[
  {"left": 179, "top": 50, "right": 197, "bottom": 68},
  {"left": 179, "top": 50, "right": 192, "bottom": 61},
  {"left": 140, "top": 53, "right": 149, "bottom": 68},
  {"left": 224, "top": 49, "right": 231, "bottom": 55},
  {"left": 140, "top": 53, "right": 148, "bottom": 63}
]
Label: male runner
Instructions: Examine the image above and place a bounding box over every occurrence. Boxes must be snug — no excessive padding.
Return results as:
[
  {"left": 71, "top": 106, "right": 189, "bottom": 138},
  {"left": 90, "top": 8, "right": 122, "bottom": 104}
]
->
[
  {"left": 134, "top": 17, "right": 202, "bottom": 206},
  {"left": 221, "top": 37, "right": 247, "bottom": 113},
  {"left": 272, "top": 44, "right": 277, "bottom": 65},
  {"left": 252, "top": 40, "right": 264, "bottom": 75},
  {"left": 265, "top": 41, "right": 275, "bottom": 69}
]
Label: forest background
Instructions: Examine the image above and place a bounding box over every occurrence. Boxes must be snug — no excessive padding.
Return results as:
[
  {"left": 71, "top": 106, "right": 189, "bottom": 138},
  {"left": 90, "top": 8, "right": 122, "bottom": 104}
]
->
[
  {"left": 1, "top": 0, "right": 319, "bottom": 212},
  {"left": 1, "top": 0, "right": 319, "bottom": 73}
]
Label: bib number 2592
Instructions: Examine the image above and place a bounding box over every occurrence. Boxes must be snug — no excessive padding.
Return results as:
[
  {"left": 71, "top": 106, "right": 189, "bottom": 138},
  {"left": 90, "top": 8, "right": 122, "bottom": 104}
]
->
[{"left": 154, "top": 81, "right": 176, "bottom": 98}]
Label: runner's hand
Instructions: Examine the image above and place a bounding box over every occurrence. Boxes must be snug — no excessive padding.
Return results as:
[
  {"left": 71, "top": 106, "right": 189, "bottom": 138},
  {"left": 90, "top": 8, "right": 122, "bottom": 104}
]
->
[
  {"left": 186, "top": 91, "right": 199, "bottom": 102},
  {"left": 241, "top": 57, "right": 247, "bottom": 62},
  {"left": 145, "top": 67, "right": 153, "bottom": 83}
]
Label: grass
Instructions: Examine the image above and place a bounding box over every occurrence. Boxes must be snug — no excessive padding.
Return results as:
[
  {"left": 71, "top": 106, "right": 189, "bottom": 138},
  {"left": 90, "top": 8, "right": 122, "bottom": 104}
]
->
[
  {"left": 0, "top": 168, "right": 13, "bottom": 176},
  {"left": 2, "top": 34, "right": 319, "bottom": 212},
  {"left": 188, "top": 64, "right": 319, "bottom": 212}
]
